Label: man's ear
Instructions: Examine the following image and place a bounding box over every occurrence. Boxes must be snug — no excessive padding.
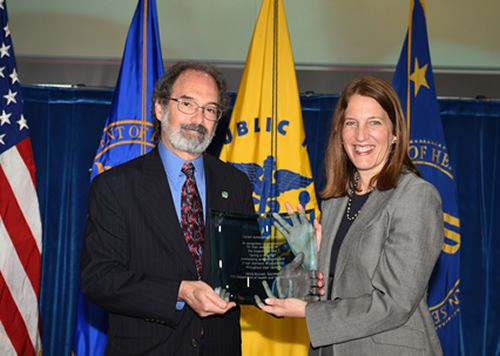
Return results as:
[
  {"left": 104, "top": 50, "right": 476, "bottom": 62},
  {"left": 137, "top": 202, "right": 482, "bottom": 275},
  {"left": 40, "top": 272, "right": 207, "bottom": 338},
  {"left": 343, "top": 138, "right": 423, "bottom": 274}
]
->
[{"left": 154, "top": 100, "right": 163, "bottom": 122}]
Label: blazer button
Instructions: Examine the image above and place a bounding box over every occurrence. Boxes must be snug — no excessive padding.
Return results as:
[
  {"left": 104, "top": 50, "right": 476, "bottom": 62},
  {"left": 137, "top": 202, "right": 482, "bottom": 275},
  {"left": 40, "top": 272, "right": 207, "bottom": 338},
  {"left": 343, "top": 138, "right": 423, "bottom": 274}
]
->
[{"left": 191, "top": 338, "right": 198, "bottom": 348}]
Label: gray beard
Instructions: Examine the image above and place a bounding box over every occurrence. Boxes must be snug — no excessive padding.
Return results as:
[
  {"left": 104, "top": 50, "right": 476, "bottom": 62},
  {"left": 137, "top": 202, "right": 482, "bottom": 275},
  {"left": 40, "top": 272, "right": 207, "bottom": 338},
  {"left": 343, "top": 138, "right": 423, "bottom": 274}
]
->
[{"left": 161, "top": 111, "right": 217, "bottom": 155}]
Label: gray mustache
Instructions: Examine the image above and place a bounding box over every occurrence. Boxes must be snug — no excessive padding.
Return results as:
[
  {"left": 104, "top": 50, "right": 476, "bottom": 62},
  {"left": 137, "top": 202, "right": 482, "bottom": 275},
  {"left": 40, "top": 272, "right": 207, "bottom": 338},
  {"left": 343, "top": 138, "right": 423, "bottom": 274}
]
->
[{"left": 181, "top": 124, "right": 207, "bottom": 135}]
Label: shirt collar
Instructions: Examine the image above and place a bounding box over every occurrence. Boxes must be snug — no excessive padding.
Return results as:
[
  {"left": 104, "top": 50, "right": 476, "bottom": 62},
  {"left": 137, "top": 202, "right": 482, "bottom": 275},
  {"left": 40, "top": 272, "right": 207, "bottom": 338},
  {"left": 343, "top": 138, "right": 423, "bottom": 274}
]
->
[{"left": 158, "top": 140, "right": 205, "bottom": 181}]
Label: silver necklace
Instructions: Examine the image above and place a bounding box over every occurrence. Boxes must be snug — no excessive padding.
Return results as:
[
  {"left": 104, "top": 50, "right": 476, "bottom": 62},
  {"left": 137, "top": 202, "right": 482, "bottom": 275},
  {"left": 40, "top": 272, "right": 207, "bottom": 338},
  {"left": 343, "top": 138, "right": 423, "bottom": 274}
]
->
[{"left": 346, "top": 176, "right": 362, "bottom": 221}]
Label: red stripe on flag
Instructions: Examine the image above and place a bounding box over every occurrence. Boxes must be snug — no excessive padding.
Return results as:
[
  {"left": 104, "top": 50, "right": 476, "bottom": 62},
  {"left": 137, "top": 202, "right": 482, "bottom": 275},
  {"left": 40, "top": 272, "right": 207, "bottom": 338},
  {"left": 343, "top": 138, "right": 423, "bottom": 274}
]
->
[
  {"left": 0, "top": 164, "right": 41, "bottom": 295},
  {"left": 16, "top": 137, "right": 38, "bottom": 190},
  {"left": 0, "top": 271, "right": 36, "bottom": 356}
]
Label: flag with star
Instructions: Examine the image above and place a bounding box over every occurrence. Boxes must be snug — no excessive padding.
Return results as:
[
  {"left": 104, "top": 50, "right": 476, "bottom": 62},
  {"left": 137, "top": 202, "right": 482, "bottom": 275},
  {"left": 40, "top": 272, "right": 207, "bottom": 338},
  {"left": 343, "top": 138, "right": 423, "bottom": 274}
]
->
[
  {"left": 392, "top": 1, "right": 461, "bottom": 355},
  {"left": 0, "top": 1, "right": 43, "bottom": 355},
  {"left": 73, "top": 0, "right": 163, "bottom": 355},
  {"left": 219, "top": 0, "right": 318, "bottom": 354}
]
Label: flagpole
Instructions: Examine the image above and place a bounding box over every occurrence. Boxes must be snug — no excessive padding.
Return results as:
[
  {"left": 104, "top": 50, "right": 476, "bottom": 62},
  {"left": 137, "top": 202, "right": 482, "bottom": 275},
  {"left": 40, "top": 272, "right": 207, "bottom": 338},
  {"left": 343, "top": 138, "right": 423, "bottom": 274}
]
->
[
  {"left": 406, "top": 0, "right": 414, "bottom": 135},
  {"left": 141, "top": 0, "right": 148, "bottom": 155},
  {"left": 271, "top": 0, "right": 279, "bottom": 210}
]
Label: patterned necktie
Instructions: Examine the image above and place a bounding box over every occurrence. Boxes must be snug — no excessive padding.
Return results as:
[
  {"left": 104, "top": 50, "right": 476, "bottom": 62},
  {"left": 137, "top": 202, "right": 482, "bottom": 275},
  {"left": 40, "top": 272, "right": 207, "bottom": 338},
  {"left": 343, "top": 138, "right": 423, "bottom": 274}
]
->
[{"left": 181, "top": 163, "right": 204, "bottom": 279}]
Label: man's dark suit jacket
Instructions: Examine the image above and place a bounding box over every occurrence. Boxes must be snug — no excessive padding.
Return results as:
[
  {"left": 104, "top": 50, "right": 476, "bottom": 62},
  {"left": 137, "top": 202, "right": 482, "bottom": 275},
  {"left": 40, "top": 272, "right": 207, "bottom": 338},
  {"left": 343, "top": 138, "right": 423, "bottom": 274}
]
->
[{"left": 81, "top": 147, "right": 255, "bottom": 355}]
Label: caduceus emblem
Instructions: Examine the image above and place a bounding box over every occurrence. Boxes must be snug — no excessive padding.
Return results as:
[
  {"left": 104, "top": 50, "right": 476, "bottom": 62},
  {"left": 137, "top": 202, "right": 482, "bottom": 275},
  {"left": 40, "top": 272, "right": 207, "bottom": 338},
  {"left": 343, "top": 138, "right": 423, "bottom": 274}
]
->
[{"left": 229, "top": 155, "right": 314, "bottom": 214}]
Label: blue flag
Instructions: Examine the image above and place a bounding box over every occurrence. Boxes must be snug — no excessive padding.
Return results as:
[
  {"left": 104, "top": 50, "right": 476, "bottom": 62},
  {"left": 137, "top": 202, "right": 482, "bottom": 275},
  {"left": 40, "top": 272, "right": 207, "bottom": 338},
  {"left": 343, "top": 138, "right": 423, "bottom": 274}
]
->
[
  {"left": 73, "top": 1, "right": 163, "bottom": 354},
  {"left": 392, "top": 1, "right": 461, "bottom": 355},
  {"left": 90, "top": 0, "right": 163, "bottom": 179}
]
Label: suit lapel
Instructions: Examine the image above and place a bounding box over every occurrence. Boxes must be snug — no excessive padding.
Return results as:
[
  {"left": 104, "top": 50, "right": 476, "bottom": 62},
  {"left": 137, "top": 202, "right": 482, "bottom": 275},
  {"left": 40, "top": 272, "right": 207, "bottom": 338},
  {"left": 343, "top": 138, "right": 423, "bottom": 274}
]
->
[
  {"left": 201, "top": 154, "right": 228, "bottom": 282},
  {"left": 139, "top": 148, "right": 196, "bottom": 274},
  {"left": 319, "top": 197, "right": 345, "bottom": 272},
  {"left": 332, "top": 189, "right": 393, "bottom": 286}
]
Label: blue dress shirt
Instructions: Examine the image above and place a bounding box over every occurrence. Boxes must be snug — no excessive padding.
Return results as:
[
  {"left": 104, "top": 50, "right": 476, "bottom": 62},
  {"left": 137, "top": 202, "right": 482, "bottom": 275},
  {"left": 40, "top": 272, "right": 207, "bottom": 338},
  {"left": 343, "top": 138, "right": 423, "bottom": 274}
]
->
[{"left": 158, "top": 141, "right": 207, "bottom": 309}]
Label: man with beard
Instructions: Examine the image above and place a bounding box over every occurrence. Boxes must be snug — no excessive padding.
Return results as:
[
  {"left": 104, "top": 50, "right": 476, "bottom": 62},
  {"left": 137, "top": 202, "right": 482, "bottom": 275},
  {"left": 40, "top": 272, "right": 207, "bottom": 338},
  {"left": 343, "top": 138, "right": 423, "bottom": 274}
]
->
[{"left": 80, "top": 62, "right": 255, "bottom": 355}]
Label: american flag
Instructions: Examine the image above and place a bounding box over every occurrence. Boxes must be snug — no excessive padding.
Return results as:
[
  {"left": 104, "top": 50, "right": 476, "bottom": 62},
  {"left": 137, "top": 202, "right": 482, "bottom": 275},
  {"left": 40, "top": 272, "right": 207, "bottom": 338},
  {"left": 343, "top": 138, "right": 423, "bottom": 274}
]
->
[{"left": 0, "top": 1, "right": 43, "bottom": 355}]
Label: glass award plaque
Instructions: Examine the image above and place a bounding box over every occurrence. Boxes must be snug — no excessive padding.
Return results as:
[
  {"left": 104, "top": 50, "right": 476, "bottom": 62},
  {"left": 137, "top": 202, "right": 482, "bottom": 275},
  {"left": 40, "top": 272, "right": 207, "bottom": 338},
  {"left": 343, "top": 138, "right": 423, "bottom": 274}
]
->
[{"left": 210, "top": 210, "right": 298, "bottom": 305}]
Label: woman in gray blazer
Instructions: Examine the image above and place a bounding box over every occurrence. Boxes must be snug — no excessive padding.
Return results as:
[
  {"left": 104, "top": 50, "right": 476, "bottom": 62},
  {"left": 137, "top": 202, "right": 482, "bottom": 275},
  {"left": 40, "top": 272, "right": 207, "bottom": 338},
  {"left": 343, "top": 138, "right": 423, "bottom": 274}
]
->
[{"left": 258, "top": 76, "right": 444, "bottom": 356}]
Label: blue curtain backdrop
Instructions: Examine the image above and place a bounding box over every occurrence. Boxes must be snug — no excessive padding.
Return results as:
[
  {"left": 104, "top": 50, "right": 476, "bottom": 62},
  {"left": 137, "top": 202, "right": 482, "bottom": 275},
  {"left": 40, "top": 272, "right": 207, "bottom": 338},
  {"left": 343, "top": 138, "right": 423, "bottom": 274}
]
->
[
  {"left": 24, "top": 86, "right": 114, "bottom": 356},
  {"left": 23, "top": 85, "right": 499, "bottom": 356}
]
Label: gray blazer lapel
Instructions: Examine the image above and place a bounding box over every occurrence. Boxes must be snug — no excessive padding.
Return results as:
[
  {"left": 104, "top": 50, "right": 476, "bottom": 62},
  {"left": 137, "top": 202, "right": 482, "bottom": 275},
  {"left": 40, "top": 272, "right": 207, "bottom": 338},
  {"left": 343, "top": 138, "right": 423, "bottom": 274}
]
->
[
  {"left": 332, "top": 189, "right": 393, "bottom": 287},
  {"left": 319, "top": 197, "right": 346, "bottom": 295}
]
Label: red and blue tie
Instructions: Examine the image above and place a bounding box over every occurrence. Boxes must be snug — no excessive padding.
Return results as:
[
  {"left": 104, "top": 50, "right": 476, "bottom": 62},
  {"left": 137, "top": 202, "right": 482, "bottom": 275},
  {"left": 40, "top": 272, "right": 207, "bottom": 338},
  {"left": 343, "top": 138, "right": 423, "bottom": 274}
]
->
[{"left": 181, "top": 163, "right": 204, "bottom": 279}]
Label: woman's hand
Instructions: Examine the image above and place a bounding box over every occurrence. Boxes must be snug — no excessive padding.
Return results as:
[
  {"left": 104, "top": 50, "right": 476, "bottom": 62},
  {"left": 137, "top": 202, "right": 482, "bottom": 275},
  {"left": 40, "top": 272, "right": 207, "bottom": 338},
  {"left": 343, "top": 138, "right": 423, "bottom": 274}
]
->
[{"left": 256, "top": 296, "right": 308, "bottom": 318}]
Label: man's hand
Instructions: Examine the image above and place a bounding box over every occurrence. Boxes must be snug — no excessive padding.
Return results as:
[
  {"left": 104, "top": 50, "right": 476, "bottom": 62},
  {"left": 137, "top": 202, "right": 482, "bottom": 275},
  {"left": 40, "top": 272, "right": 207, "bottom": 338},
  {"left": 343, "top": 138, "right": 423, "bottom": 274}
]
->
[
  {"left": 273, "top": 202, "right": 318, "bottom": 270},
  {"left": 178, "top": 280, "right": 236, "bottom": 317}
]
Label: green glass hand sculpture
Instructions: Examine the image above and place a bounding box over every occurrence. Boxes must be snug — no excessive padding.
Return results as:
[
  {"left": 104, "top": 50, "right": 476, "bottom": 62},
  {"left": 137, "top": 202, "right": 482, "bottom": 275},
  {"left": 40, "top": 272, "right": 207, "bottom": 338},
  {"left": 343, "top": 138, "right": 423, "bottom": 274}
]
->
[{"left": 272, "top": 209, "right": 318, "bottom": 270}]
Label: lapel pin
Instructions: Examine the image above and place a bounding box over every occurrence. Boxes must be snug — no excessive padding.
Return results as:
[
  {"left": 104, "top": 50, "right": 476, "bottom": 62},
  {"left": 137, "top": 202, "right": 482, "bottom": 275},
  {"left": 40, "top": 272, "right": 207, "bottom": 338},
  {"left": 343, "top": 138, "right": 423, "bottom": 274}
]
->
[{"left": 221, "top": 191, "right": 229, "bottom": 199}]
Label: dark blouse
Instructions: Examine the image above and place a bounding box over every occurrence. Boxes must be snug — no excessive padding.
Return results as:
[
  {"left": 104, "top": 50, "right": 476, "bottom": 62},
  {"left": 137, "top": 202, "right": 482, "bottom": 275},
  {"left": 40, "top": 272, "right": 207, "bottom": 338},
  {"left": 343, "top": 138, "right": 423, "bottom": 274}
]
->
[{"left": 327, "top": 191, "right": 371, "bottom": 299}]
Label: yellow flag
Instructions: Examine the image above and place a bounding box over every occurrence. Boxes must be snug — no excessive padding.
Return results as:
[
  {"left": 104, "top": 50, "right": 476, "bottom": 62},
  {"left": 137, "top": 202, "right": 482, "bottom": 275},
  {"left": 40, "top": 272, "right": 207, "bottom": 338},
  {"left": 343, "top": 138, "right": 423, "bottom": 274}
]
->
[{"left": 219, "top": 0, "right": 318, "bottom": 354}]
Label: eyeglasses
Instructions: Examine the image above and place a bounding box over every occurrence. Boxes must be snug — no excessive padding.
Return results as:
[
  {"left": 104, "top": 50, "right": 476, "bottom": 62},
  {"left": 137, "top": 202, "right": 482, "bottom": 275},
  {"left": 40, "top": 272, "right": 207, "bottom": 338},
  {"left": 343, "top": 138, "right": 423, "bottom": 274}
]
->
[{"left": 167, "top": 97, "right": 221, "bottom": 121}]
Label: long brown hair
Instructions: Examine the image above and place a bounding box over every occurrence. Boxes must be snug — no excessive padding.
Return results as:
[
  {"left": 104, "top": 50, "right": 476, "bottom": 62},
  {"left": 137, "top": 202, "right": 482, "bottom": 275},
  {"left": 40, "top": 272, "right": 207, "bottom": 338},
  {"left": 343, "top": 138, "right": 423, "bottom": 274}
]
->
[{"left": 320, "top": 76, "right": 419, "bottom": 199}]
